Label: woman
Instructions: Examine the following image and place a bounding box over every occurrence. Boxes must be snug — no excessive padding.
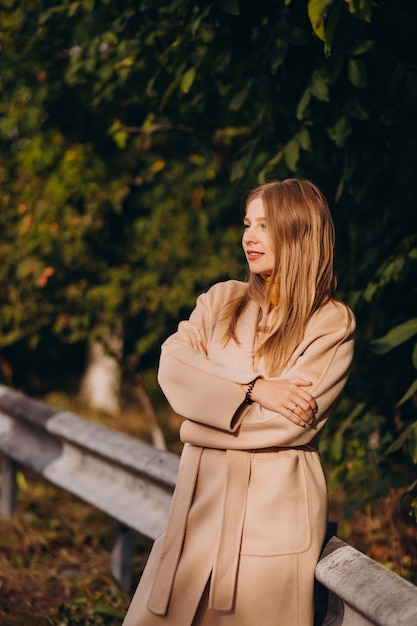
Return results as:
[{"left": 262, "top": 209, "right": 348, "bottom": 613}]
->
[{"left": 123, "top": 178, "right": 355, "bottom": 626}]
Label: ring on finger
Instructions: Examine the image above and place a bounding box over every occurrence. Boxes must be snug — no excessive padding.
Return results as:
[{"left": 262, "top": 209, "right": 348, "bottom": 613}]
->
[{"left": 291, "top": 404, "right": 298, "bottom": 412}]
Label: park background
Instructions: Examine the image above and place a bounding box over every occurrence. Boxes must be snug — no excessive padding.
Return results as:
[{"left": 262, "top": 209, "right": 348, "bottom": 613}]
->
[{"left": 0, "top": 0, "right": 416, "bottom": 623}]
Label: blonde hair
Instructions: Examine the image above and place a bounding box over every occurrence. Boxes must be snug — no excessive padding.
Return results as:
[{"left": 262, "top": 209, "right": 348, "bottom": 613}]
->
[{"left": 226, "top": 178, "right": 336, "bottom": 376}]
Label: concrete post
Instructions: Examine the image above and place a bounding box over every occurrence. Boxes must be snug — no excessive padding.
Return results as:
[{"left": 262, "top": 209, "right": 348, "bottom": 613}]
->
[{"left": 112, "top": 522, "right": 133, "bottom": 591}]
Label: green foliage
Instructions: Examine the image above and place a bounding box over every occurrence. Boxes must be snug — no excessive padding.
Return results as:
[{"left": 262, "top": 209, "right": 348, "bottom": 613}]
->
[
  {"left": 54, "top": 570, "right": 127, "bottom": 625},
  {"left": 329, "top": 230, "right": 417, "bottom": 518},
  {"left": 371, "top": 319, "right": 417, "bottom": 357},
  {"left": 0, "top": 0, "right": 416, "bottom": 521},
  {"left": 370, "top": 316, "right": 417, "bottom": 518},
  {"left": 321, "top": 396, "right": 411, "bottom": 518}
]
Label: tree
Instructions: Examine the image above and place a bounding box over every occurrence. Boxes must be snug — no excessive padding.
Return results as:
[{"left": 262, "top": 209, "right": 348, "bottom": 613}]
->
[{"left": 0, "top": 0, "right": 416, "bottom": 515}]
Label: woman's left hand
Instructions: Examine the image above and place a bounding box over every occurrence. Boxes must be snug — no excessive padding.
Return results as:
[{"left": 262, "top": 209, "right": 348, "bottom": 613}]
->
[{"left": 245, "top": 377, "right": 317, "bottom": 428}]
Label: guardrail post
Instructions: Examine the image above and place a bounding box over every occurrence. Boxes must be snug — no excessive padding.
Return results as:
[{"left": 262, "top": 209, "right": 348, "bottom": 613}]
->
[
  {"left": 1, "top": 455, "right": 18, "bottom": 517},
  {"left": 112, "top": 522, "right": 133, "bottom": 591}
]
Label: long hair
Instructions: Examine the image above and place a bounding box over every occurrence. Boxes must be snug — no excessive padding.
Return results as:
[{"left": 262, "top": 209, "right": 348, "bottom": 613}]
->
[{"left": 225, "top": 178, "right": 336, "bottom": 376}]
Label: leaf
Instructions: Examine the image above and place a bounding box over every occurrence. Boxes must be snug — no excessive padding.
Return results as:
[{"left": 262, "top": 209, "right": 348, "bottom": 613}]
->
[
  {"left": 387, "top": 422, "right": 417, "bottom": 462},
  {"left": 307, "top": 0, "right": 341, "bottom": 53},
  {"left": 386, "top": 423, "right": 413, "bottom": 454},
  {"left": 345, "top": 0, "right": 373, "bottom": 22},
  {"left": 230, "top": 144, "right": 255, "bottom": 181},
  {"left": 270, "top": 38, "right": 288, "bottom": 73},
  {"left": 114, "top": 57, "right": 134, "bottom": 69},
  {"left": 329, "top": 434, "right": 344, "bottom": 461},
  {"left": 17, "top": 470, "right": 28, "bottom": 491},
  {"left": 190, "top": 5, "right": 213, "bottom": 37},
  {"left": 296, "top": 87, "right": 312, "bottom": 120},
  {"left": 323, "top": 0, "right": 341, "bottom": 54},
  {"left": 229, "top": 83, "right": 251, "bottom": 111},
  {"left": 38, "top": 4, "right": 67, "bottom": 24},
  {"left": 403, "top": 480, "right": 417, "bottom": 498},
  {"left": 349, "top": 40, "right": 374, "bottom": 56},
  {"left": 180, "top": 67, "right": 196, "bottom": 94},
  {"left": 397, "top": 378, "right": 417, "bottom": 408},
  {"left": 371, "top": 318, "right": 417, "bottom": 354},
  {"left": 307, "top": 0, "right": 335, "bottom": 43},
  {"left": 284, "top": 137, "right": 300, "bottom": 172},
  {"left": 310, "top": 69, "right": 330, "bottom": 101},
  {"left": 348, "top": 58, "right": 367, "bottom": 88},
  {"left": 347, "top": 99, "right": 369, "bottom": 120},
  {"left": 298, "top": 127, "right": 311, "bottom": 150},
  {"left": 259, "top": 147, "right": 285, "bottom": 179},
  {"left": 94, "top": 602, "right": 125, "bottom": 618},
  {"left": 328, "top": 116, "right": 352, "bottom": 147}
]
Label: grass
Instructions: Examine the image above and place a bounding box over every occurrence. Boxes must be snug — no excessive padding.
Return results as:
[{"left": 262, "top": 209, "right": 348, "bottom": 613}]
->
[{"left": 0, "top": 475, "right": 152, "bottom": 625}]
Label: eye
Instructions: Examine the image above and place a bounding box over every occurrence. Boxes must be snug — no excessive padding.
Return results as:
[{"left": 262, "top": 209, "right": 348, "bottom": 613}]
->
[{"left": 243, "top": 222, "right": 250, "bottom": 229}]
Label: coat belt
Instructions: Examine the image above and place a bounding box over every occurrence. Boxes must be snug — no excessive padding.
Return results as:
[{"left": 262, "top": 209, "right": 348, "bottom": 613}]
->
[
  {"left": 146, "top": 445, "right": 252, "bottom": 615},
  {"left": 147, "top": 444, "right": 203, "bottom": 616},
  {"left": 208, "top": 448, "right": 251, "bottom": 611}
]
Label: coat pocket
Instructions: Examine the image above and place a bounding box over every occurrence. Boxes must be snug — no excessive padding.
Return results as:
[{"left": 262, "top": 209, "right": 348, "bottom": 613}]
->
[{"left": 241, "top": 452, "right": 311, "bottom": 556}]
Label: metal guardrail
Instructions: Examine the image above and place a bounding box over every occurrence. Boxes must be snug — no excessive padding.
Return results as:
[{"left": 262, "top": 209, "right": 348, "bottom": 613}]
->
[
  {"left": 0, "top": 383, "right": 179, "bottom": 590},
  {"left": 0, "top": 384, "right": 416, "bottom": 625},
  {"left": 315, "top": 536, "right": 417, "bottom": 626}
]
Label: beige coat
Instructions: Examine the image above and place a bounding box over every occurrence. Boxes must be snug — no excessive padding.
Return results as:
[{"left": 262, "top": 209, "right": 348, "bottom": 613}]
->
[{"left": 123, "top": 280, "right": 355, "bottom": 626}]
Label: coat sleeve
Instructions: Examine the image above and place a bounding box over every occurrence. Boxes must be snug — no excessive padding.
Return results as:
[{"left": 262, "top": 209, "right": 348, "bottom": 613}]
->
[
  {"left": 157, "top": 290, "right": 257, "bottom": 432},
  {"left": 239, "top": 300, "right": 356, "bottom": 447},
  {"left": 158, "top": 291, "right": 355, "bottom": 441}
]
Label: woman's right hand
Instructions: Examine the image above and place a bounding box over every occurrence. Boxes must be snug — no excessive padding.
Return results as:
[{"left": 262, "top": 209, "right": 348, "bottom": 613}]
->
[
  {"left": 247, "top": 377, "right": 317, "bottom": 428},
  {"left": 193, "top": 339, "right": 207, "bottom": 356}
]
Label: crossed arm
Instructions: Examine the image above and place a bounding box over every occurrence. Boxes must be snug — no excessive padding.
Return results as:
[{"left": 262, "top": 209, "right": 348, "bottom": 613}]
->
[
  {"left": 193, "top": 338, "right": 317, "bottom": 428},
  {"left": 158, "top": 286, "right": 355, "bottom": 438}
]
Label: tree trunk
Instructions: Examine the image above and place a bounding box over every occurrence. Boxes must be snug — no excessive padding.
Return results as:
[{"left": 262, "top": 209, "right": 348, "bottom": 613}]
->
[{"left": 80, "top": 336, "right": 122, "bottom": 417}]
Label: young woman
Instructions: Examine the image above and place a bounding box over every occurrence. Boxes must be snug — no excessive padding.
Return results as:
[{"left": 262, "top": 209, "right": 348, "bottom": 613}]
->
[{"left": 123, "top": 178, "right": 355, "bottom": 626}]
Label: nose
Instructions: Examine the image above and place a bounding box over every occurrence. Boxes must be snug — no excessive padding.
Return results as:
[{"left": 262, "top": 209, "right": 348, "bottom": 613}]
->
[{"left": 242, "top": 225, "right": 258, "bottom": 245}]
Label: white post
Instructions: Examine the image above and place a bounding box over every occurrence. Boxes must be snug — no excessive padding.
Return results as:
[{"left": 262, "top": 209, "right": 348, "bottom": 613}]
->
[{"left": 112, "top": 522, "right": 133, "bottom": 591}]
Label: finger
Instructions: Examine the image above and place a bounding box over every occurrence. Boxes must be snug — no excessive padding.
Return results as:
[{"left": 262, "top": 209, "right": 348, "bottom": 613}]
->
[
  {"left": 195, "top": 340, "right": 207, "bottom": 356},
  {"left": 295, "top": 388, "right": 318, "bottom": 413},
  {"left": 295, "top": 395, "right": 318, "bottom": 415},
  {"left": 288, "top": 378, "right": 313, "bottom": 387},
  {"left": 284, "top": 406, "right": 307, "bottom": 428},
  {"left": 289, "top": 403, "right": 316, "bottom": 426},
  {"left": 292, "top": 400, "right": 314, "bottom": 420}
]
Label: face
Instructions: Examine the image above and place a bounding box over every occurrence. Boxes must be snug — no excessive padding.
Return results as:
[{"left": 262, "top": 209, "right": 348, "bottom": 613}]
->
[{"left": 242, "top": 197, "right": 275, "bottom": 275}]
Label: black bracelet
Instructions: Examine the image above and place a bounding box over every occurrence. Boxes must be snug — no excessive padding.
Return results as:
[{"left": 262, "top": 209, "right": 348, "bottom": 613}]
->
[{"left": 245, "top": 376, "right": 262, "bottom": 405}]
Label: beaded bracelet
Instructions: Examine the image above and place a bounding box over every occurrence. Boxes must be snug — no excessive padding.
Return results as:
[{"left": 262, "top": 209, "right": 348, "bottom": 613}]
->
[{"left": 245, "top": 376, "right": 262, "bottom": 405}]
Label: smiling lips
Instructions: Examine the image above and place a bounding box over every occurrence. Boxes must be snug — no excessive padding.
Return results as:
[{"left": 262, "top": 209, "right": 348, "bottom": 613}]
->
[{"left": 246, "top": 250, "right": 264, "bottom": 260}]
